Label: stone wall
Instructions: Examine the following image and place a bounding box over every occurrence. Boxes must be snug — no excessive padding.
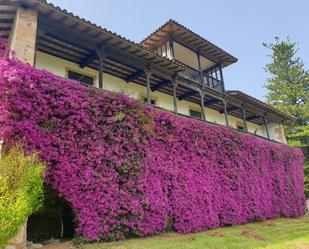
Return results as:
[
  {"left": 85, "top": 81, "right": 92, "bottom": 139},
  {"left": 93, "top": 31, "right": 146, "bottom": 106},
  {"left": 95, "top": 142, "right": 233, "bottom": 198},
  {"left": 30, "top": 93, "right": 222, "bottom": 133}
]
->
[
  {"left": 8, "top": 7, "right": 37, "bottom": 64},
  {"left": 5, "top": 5, "right": 38, "bottom": 249},
  {"left": 5, "top": 220, "right": 27, "bottom": 249}
]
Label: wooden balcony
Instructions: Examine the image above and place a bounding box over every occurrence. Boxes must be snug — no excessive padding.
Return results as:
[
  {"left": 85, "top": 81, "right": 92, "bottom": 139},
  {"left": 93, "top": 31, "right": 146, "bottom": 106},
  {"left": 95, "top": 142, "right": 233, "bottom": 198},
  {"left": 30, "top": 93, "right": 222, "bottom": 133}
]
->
[{"left": 178, "top": 67, "right": 224, "bottom": 92}]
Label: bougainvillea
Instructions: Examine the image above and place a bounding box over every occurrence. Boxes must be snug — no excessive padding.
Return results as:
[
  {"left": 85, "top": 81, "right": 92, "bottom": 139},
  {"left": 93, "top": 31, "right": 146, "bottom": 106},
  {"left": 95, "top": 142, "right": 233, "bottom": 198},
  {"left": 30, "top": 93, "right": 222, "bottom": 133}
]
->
[
  {"left": 0, "top": 38, "right": 7, "bottom": 58},
  {"left": 0, "top": 50, "right": 306, "bottom": 240}
]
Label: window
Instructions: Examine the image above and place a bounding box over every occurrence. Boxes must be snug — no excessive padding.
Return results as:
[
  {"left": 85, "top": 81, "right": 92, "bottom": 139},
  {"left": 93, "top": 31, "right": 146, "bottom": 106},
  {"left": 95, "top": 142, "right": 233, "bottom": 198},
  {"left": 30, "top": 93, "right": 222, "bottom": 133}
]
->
[
  {"left": 189, "top": 109, "right": 202, "bottom": 120},
  {"left": 68, "top": 70, "right": 94, "bottom": 86},
  {"left": 161, "top": 44, "right": 167, "bottom": 57},
  {"left": 237, "top": 124, "right": 245, "bottom": 131},
  {"left": 165, "top": 41, "right": 172, "bottom": 59},
  {"left": 143, "top": 97, "right": 156, "bottom": 105},
  {"left": 236, "top": 121, "right": 245, "bottom": 131}
]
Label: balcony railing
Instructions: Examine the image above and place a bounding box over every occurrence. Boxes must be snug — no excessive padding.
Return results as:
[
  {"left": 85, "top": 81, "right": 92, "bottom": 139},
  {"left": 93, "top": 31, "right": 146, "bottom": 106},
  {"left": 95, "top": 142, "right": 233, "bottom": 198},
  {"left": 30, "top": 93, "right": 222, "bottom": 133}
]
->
[{"left": 178, "top": 67, "right": 224, "bottom": 92}]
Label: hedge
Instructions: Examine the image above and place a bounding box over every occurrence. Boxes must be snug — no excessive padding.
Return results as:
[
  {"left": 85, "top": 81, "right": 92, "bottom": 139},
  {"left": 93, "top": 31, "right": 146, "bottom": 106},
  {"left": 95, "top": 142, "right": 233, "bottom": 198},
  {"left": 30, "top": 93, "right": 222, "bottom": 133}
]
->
[
  {"left": 0, "top": 147, "right": 45, "bottom": 248},
  {"left": 0, "top": 49, "right": 306, "bottom": 241}
]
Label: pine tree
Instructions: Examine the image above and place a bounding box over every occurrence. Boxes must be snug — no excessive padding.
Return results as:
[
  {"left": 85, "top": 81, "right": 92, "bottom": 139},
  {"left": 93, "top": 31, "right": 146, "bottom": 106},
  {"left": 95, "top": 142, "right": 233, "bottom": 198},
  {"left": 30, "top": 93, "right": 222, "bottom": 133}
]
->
[
  {"left": 264, "top": 37, "right": 309, "bottom": 128},
  {"left": 264, "top": 37, "right": 309, "bottom": 197}
]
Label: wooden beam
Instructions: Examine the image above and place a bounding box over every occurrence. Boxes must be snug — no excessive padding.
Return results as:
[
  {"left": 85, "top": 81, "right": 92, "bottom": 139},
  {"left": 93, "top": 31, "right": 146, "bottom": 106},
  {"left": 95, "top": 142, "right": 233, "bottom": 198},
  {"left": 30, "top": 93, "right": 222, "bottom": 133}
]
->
[
  {"left": 219, "top": 106, "right": 239, "bottom": 113},
  {"left": 0, "top": 27, "right": 11, "bottom": 31},
  {"left": 241, "top": 106, "right": 248, "bottom": 132},
  {"left": 172, "top": 76, "right": 178, "bottom": 113},
  {"left": 197, "top": 51, "right": 202, "bottom": 82},
  {"left": 223, "top": 100, "right": 229, "bottom": 126},
  {"left": 263, "top": 115, "right": 270, "bottom": 139},
  {"left": 151, "top": 80, "right": 170, "bottom": 92},
  {"left": 200, "top": 93, "right": 206, "bottom": 121},
  {"left": 80, "top": 44, "right": 108, "bottom": 68},
  {"left": 0, "top": 18, "right": 14, "bottom": 23},
  {"left": 219, "top": 64, "right": 225, "bottom": 92},
  {"left": 204, "top": 99, "right": 220, "bottom": 106},
  {"left": 145, "top": 70, "right": 152, "bottom": 104},
  {"left": 98, "top": 54, "right": 104, "bottom": 89},
  {"left": 246, "top": 115, "right": 259, "bottom": 121},
  {"left": 178, "top": 90, "right": 197, "bottom": 100},
  {"left": 125, "top": 69, "right": 144, "bottom": 82},
  {"left": 0, "top": 10, "right": 16, "bottom": 15},
  {"left": 38, "top": 20, "right": 176, "bottom": 79},
  {"left": 80, "top": 51, "right": 97, "bottom": 68}
]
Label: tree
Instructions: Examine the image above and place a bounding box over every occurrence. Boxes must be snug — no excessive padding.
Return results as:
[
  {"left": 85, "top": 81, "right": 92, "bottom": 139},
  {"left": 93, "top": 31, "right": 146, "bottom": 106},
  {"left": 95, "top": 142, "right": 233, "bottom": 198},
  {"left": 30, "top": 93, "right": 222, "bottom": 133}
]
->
[
  {"left": 263, "top": 37, "right": 309, "bottom": 129},
  {"left": 264, "top": 37, "right": 309, "bottom": 197}
]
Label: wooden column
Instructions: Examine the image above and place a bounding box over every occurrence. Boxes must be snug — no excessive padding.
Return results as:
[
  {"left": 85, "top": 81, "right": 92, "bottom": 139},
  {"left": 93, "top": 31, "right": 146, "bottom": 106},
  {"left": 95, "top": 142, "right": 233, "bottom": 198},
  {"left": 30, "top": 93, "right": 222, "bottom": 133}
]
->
[
  {"left": 241, "top": 104, "right": 248, "bottom": 132},
  {"left": 223, "top": 99, "right": 229, "bottom": 127},
  {"left": 172, "top": 75, "right": 178, "bottom": 113},
  {"left": 98, "top": 54, "right": 104, "bottom": 89},
  {"left": 263, "top": 115, "right": 270, "bottom": 139},
  {"left": 145, "top": 70, "right": 152, "bottom": 104},
  {"left": 200, "top": 92, "right": 206, "bottom": 121},
  {"left": 96, "top": 49, "right": 108, "bottom": 89},
  {"left": 8, "top": 7, "right": 38, "bottom": 65},
  {"left": 219, "top": 64, "right": 225, "bottom": 92},
  {"left": 197, "top": 51, "right": 203, "bottom": 83}
]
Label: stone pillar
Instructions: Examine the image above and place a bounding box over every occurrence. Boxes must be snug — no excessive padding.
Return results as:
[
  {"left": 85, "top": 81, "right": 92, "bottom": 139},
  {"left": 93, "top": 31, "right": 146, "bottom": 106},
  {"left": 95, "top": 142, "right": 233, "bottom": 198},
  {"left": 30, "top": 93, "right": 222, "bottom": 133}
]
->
[
  {"left": 8, "top": 7, "right": 38, "bottom": 65},
  {"left": 5, "top": 7, "right": 37, "bottom": 249},
  {"left": 6, "top": 219, "right": 27, "bottom": 249}
]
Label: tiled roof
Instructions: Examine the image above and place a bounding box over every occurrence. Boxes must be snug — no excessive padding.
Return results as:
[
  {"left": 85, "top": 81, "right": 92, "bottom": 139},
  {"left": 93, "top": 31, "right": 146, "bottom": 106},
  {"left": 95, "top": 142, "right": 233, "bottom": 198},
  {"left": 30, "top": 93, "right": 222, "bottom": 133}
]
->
[
  {"left": 226, "top": 90, "right": 295, "bottom": 121},
  {"left": 25, "top": 0, "right": 185, "bottom": 72},
  {"left": 140, "top": 19, "right": 238, "bottom": 67}
]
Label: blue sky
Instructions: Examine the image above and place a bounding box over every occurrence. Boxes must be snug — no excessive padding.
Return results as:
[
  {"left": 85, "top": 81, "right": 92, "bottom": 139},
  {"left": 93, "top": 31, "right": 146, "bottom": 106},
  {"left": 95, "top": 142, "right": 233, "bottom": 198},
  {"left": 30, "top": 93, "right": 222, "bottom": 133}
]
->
[{"left": 48, "top": 0, "right": 309, "bottom": 100}]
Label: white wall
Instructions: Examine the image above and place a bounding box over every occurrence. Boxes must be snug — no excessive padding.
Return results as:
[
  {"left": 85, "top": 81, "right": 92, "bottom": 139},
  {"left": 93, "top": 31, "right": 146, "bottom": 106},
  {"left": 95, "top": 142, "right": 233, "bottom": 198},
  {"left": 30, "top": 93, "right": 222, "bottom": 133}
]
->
[
  {"left": 34, "top": 51, "right": 284, "bottom": 143},
  {"left": 173, "top": 42, "right": 215, "bottom": 70}
]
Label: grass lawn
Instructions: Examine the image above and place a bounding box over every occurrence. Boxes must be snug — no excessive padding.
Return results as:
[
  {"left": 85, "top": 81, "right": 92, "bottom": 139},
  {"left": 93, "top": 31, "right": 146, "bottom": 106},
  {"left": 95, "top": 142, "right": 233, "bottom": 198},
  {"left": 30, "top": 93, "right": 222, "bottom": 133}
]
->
[{"left": 77, "top": 216, "right": 309, "bottom": 249}]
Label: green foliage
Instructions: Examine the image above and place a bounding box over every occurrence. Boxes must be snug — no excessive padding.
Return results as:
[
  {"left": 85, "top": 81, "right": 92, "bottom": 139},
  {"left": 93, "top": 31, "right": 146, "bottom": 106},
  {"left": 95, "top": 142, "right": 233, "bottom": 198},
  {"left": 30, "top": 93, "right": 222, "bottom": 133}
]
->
[
  {"left": 264, "top": 37, "right": 309, "bottom": 197},
  {"left": 0, "top": 147, "right": 45, "bottom": 248},
  {"left": 263, "top": 37, "right": 309, "bottom": 129}
]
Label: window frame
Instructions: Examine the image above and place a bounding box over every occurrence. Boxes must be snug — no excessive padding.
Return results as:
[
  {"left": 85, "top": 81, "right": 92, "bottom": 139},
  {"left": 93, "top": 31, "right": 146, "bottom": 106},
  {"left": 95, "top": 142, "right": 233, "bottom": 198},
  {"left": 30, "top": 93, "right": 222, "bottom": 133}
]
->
[
  {"left": 140, "top": 94, "right": 158, "bottom": 106},
  {"left": 65, "top": 67, "right": 96, "bottom": 87},
  {"left": 188, "top": 107, "right": 202, "bottom": 120}
]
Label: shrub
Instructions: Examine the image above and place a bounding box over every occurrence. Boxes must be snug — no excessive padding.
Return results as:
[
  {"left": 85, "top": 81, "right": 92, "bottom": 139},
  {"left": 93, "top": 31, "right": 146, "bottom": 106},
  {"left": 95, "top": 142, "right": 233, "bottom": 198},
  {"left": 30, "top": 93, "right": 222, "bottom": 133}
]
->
[
  {"left": 0, "top": 147, "right": 45, "bottom": 248},
  {"left": 0, "top": 55, "right": 306, "bottom": 241}
]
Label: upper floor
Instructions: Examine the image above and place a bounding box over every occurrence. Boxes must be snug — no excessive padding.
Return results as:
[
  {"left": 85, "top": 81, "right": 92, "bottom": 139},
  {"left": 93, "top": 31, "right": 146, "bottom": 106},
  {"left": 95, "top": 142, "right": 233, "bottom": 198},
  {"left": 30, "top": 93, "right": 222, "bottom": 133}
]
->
[
  {"left": 140, "top": 20, "right": 238, "bottom": 93},
  {"left": 0, "top": 0, "right": 294, "bottom": 144}
]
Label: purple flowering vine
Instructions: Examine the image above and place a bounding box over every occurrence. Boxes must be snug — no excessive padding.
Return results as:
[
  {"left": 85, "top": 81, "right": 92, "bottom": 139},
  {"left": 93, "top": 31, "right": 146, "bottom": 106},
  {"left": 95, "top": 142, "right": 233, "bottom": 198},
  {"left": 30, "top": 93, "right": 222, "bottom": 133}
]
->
[{"left": 0, "top": 39, "right": 306, "bottom": 241}]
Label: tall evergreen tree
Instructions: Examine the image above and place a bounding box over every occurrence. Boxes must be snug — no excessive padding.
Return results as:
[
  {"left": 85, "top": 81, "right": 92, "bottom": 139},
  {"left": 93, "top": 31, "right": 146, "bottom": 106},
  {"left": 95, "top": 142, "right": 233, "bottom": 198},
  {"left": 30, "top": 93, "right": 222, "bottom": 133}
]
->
[
  {"left": 264, "top": 37, "right": 309, "bottom": 197},
  {"left": 263, "top": 37, "right": 309, "bottom": 136}
]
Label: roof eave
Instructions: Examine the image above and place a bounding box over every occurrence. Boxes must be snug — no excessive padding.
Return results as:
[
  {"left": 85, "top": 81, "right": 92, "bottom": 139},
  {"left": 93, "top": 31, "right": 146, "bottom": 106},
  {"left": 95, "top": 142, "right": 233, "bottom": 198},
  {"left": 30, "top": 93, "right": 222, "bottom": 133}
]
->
[{"left": 226, "top": 90, "right": 296, "bottom": 121}]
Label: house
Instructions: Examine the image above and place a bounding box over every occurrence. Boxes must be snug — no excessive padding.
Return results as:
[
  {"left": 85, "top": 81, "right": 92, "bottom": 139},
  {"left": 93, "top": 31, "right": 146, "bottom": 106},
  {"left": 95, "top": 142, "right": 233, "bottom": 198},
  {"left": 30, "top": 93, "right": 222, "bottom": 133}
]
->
[{"left": 0, "top": 0, "right": 293, "bottom": 144}]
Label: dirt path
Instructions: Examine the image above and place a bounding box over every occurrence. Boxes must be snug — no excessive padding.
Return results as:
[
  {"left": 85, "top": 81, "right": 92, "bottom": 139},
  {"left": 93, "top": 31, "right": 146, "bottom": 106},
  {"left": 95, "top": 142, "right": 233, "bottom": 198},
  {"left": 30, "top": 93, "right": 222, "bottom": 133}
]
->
[{"left": 42, "top": 241, "right": 76, "bottom": 249}]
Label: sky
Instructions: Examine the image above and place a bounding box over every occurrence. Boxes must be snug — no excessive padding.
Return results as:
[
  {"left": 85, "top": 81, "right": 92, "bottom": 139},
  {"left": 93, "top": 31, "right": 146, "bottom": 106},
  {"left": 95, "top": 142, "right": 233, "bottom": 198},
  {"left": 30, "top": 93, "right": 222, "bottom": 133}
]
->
[{"left": 48, "top": 0, "right": 309, "bottom": 101}]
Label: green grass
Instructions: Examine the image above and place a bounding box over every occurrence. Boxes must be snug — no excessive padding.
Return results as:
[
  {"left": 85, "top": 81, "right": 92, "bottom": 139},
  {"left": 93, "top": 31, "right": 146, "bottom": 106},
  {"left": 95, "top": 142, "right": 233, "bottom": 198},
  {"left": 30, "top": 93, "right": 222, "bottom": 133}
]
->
[{"left": 80, "top": 216, "right": 309, "bottom": 249}]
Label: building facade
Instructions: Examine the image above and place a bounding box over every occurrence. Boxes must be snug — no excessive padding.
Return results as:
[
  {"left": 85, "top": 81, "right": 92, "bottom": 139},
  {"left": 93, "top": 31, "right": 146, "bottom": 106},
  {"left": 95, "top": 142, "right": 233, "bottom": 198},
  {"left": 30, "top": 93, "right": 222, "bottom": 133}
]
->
[{"left": 1, "top": 0, "right": 293, "bottom": 144}]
